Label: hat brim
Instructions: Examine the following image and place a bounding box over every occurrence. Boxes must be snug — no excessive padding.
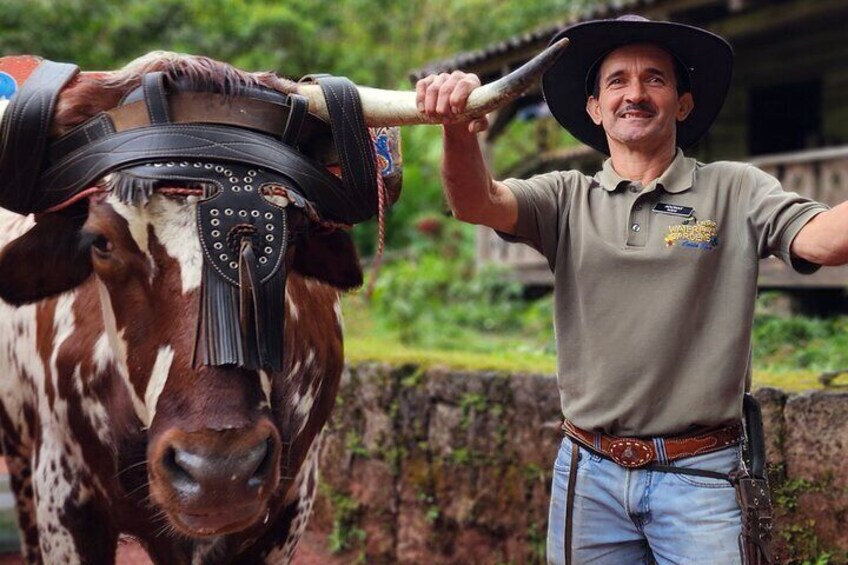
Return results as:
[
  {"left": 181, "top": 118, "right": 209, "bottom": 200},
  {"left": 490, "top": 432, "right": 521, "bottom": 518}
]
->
[{"left": 541, "top": 19, "right": 734, "bottom": 155}]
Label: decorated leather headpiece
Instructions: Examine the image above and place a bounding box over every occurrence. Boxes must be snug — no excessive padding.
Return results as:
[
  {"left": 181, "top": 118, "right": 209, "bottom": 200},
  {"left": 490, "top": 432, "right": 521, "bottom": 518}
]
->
[{"left": 0, "top": 55, "right": 402, "bottom": 371}]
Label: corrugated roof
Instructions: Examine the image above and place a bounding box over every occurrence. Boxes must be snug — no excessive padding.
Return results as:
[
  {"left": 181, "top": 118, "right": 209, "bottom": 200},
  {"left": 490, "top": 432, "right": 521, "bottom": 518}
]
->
[{"left": 409, "top": 0, "right": 656, "bottom": 81}]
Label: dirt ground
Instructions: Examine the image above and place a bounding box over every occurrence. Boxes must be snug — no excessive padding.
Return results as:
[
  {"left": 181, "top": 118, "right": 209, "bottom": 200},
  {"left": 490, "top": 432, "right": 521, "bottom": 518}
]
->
[{"left": 0, "top": 531, "right": 344, "bottom": 564}]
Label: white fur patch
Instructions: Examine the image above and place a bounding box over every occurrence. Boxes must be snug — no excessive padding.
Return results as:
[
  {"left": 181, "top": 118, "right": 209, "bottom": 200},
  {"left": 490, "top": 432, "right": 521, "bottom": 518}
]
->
[
  {"left": 75, "top": 360, "right": 113, "bottom": 449},
  {"left": 258, "top": 370, "right": 272, "bottom": 409},
  {"left": 97, "top": 281, "right": 148, "bottom": 425},
  {"left": 303, "top": 349, "right": 315, "bottom": 371},
  {"left": 144, "top": 346, "right": 175, "bottom": 425},
  {"left": 92, "top": 332, "right": 112, "bottom": 374},
  {"left": 269, "top": 432, "right": 323, "bottom": 564},
  {"left": 0, "top": 301, "right": 41, "bottom": 447},
  {"left": 285, "top": 289, "right": 299, "bottom": 323},
  {"left": 333, "top": 298, "right": 344, "bottom": 332},
  {"left": 80, "top": 333, "right": 117, "bottom": 447},
  {"left": 34, "top": 437, "right": 78, "bottom": 559},
  {"left": 35, "top": 297, "right": 98, "bottom": 559},
  {"left": 109, "top": 194, "right": 203, "bottom": 293},
  {"left": 294, "top": 385, "right": 318, "bottom": 437}
]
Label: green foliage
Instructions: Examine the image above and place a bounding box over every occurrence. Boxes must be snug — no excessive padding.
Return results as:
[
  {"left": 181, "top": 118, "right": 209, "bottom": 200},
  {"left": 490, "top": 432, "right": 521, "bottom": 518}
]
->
[
  {"left": 753, "top": 308, "right": 848, "bottom": 371},
  {"left": 368, "top": 219, "right": 554, "bottom": 351},
  {"left": 0, "top": 0, "right": 595, "bottom": 257},
  {"left": 773, "top": 478, "right": 825, "bottom": 512},
  {"left": 491, "top": 117, "right": 581, "bottom": 178},
  {"left": 345, "top": 430, "right": 370, "bottom": 458},
  {"left": 526, "top": 521, "right": 547, "bottom": 564},
  {"left": 324, "top": 486, "right": 367, "bottom": 555},
  {"left": 417, "top": 492, "right": 441, "bottom": 524},
  {"left": 449, "top": 447, "right": 471, "bottom": 466},
  {"left": 459, "top": 391, "right": 489, "bottom": 428},
  {"left": 803, "top": 554, "right": 832, "bottom": 565},
  {"left": 780, "top": 520, "right": 830, "bottom": 565}
]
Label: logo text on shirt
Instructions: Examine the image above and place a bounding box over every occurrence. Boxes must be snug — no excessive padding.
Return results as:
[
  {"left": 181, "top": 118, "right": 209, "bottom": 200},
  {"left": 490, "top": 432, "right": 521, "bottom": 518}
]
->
[{"left": 665, "top": 219, "right": 719, "bottom": 250}]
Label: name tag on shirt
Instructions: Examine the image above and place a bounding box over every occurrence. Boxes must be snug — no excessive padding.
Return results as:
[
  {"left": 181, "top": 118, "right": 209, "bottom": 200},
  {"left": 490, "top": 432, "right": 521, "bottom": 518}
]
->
[{"left": 652, "top": 202, "right": 694, "bottom": 217}]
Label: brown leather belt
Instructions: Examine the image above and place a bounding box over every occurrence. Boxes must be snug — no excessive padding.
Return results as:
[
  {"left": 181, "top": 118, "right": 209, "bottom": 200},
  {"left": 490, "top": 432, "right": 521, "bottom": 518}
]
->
[{"left": 562, "top": 420, "right": 743, "bottom": 468}]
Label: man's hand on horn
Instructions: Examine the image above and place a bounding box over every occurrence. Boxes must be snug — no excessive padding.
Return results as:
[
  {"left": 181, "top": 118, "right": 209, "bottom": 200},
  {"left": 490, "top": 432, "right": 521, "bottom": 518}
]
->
[{"left": 416, "top": 71, "right": 489, "bottom": 134}]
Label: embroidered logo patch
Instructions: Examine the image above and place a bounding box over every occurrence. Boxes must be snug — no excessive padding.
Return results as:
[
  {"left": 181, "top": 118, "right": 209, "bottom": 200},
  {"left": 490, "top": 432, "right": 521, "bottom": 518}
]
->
[{"left": 665, "top": 219, "right": 719, "bottom": 250}]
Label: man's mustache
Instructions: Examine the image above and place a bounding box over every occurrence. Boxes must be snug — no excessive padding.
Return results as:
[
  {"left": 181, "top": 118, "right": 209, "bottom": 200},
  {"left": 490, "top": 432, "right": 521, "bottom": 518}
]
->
[{"left": 617, "top": 103, "right": 656, "bottom": 117}]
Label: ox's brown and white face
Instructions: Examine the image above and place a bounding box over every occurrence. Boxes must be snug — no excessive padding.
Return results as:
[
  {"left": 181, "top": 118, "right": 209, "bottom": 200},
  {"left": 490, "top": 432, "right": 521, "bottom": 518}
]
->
[
  {"left": 0, "top": 190, "right": 361, "bottom": 537},
  {"left": 0, "top": 52, "right": 368, "bottom": 546}
]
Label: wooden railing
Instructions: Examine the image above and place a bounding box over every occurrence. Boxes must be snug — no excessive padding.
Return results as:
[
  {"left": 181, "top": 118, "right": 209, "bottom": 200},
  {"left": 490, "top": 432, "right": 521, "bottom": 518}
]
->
[
  {"left": 750, "top": 145, "right": 848, "bottom": 206},
  {"left": 478, "top": 145, "right": 848, "bottom": 287}
]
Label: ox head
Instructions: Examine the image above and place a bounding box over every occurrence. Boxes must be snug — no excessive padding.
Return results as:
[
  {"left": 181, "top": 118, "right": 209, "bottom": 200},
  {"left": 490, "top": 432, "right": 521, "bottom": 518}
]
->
[
  {"left": 0, "top": 46, "right": 566, "bottom": 539},
  {"left": 0, "top": 192, "right": 362, "bottom": 537}
]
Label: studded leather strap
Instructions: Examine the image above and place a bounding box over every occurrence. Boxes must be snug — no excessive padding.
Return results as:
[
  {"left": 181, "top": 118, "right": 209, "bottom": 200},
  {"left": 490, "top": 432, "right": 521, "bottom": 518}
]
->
[{"left": 38, "top": 124, "right": 347, "bottom": 217}]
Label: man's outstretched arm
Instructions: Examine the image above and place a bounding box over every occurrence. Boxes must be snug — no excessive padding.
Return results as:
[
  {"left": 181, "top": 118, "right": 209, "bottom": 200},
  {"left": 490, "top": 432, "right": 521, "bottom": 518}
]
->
[
  {"left": 792, "top": 201, "right": 848, "bottom": 266},
  {"left": 416, "top": 71, "right": 518, "bottom": 235}
]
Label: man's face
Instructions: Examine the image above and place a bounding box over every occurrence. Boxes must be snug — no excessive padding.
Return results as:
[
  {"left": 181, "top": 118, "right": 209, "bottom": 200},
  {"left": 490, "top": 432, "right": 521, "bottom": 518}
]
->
[{"left": 586, "top": 43, "right": 694, "bottom": 153}]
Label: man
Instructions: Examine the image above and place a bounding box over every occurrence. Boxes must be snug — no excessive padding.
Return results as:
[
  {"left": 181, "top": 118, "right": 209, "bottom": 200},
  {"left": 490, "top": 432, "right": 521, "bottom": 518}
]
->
[{"left": 416, "top": 15, "right": 848, "bottom": 565}]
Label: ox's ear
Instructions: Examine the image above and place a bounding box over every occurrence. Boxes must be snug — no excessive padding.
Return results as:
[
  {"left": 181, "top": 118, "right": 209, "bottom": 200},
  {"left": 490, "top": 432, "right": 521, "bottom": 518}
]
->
[
  {"left": 292, "top": 229, "right": 363, "bottom": 290},
  {"left": 0, "top": 206, "right": 93, "bottom": 305}
]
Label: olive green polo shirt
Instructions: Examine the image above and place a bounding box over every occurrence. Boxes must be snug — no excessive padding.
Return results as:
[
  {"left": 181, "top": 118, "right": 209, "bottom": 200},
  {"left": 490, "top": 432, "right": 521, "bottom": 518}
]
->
[{"left": 502, "top": 150, "right": 827, "bottom": 436}]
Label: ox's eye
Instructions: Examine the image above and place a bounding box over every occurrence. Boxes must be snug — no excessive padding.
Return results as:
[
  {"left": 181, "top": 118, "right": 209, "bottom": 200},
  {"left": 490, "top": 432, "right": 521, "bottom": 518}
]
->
[{"left": 91, "top": 234, "right": 114, "bottom": 257}]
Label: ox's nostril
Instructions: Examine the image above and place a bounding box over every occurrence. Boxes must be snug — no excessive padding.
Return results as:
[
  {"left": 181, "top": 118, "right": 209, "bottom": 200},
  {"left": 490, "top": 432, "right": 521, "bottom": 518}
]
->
[
  {"left": 162, "top": 447, "right": 197, "bottom": 489},
  {"left": 248, "top": 436, "right": 276, "bottom": 487},
  {"left": 248, "top": 437, "right": 274, "bottom": 488}
]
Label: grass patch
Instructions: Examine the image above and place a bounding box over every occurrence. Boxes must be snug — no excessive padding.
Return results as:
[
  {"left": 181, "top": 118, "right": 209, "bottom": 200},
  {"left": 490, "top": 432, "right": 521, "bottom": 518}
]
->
[
  {"left": 342, "top": 294, "right": 828, "bottom": 392},
  {"left": 345, "top": 335, "right": 556, "bottom": 375},
  {"left": 752, "top": 369, "right": 823, "bottom": 392},
  {"left": 343, "top": 284, "right": 848, "bottom": 392}
]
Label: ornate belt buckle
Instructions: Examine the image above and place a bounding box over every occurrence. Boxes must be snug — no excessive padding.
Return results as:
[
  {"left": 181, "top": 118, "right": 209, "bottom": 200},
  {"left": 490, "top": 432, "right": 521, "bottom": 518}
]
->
[{"left": 608, "top": 439, "right": 654, "bottom": 468}]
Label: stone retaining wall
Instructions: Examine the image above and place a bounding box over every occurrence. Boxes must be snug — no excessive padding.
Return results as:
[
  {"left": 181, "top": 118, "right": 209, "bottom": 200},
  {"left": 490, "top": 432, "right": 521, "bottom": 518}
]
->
[{"left": 307, "top": 364, "right": 848, "bottom": 564}]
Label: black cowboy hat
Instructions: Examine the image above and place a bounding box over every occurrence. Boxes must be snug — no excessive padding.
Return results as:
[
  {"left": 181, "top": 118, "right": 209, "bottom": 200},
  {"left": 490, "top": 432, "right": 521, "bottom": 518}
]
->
[{"left": 541, "top": 15, "right": 734, "bottom": 155}]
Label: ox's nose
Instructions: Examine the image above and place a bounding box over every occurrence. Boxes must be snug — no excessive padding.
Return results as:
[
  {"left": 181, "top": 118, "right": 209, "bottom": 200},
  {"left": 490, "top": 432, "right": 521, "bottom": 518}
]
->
[
  {"left": 151, "top": 422, "right": 280, "bottom": 521},
  {"left": 165, "top": 436, "right": 273, "bottom": 491}
]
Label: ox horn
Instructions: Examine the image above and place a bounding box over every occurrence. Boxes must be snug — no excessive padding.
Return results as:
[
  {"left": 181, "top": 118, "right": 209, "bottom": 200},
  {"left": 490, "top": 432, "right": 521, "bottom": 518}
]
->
[
  {"left": 296, "top": 37, "right": 570, "bottom": 127},
  {"left": 0, "top": 39, "right": 568, "bottom": 131}
]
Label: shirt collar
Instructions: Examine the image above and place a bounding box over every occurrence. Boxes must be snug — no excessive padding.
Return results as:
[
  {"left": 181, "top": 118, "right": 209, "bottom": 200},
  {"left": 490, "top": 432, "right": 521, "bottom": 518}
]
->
[{"left": 596, "top": 149, "right": 696, "bottom": 194}]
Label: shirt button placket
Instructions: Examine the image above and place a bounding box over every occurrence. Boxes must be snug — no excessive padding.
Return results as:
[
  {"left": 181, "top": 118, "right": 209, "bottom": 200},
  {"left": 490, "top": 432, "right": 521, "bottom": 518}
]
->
[{"left": 626, "top": 184, "right": 649, "bottom": 248}]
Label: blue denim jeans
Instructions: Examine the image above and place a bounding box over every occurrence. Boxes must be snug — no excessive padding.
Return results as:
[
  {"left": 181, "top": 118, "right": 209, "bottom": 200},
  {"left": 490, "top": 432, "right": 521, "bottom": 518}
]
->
[{"left": 547, "top": 439, "right": 743, "bottom": 564}]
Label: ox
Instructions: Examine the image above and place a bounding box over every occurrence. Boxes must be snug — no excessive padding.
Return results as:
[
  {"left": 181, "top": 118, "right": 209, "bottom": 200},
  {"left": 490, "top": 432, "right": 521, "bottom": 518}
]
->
[{"left": 0, "top": 45, "right": 564, "bottom": 563}]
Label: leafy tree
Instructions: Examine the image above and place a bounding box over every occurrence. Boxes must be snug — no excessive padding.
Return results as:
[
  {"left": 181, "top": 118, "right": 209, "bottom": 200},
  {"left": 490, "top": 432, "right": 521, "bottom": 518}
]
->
[{"left": 0, "top": 0, "right": 593, "bottom": 253}]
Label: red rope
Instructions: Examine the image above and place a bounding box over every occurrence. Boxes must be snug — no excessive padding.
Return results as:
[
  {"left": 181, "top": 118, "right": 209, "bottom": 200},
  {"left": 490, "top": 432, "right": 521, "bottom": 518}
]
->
[
  {"left": 365, "top": 168, "right": 387, "bottom": 298},
  {"left": 157, "top": 187, "right": 204, "bottom": 197},
  {"left": 44, "top": 186, "right": 108, "bottom": 212}
]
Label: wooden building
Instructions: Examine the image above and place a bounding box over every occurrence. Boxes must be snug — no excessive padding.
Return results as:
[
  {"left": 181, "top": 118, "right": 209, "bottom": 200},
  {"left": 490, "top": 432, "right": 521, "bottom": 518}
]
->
[{"left": 411, "top": 0, "right": 848, "bottom": 291}]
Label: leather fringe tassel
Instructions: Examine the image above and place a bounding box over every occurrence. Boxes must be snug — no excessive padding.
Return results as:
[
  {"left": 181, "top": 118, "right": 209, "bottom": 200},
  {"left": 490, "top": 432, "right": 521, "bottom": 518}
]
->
[
  {"left": 199, "top": 261, "right": 245, "bottom": 367},
  {"left": 197, "top": 219, "right": 287, "bottom": 372},
  {"left": 109, "top": 172, "right": 157, "bottom": 206},
  {"left": 109, "top": 170, "right": 210, "bottom": 206}
]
